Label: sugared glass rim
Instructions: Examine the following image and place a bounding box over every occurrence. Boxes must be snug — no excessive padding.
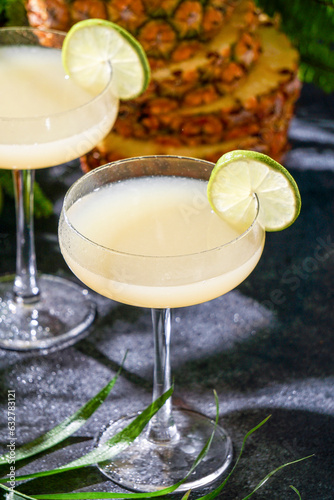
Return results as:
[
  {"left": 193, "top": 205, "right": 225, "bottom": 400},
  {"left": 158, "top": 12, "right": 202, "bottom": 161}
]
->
[
  {"left": 62, "top": 155, "right": 262, "bottom": 259},
  {"left": 0, "top": 26, "right": 114, "bottom": 122}
]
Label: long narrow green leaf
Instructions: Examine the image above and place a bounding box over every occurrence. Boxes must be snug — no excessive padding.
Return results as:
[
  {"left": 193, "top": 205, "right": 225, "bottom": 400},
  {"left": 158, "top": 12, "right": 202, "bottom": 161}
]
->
[
  {"left": 28, "top": 391, "right": 220, "bottom": 500},
  {"left": 0, "top": 482, "right": 37, "bottom": 500},
  {"left": 34, "top": 494, "right": 171, "bottom": 499},
  {"left": 30, "top": 456, "right": 310, "bottom": 500},
  {"left": 197, "top": 415, "right": 272, "bottom": 500},
  {"left": 290, "top": 485, "right": 302, "bottom": 499},
  {"left": 181, "top": 492, "right": 191, "bottom": 500},
  {"left": 0, "top": 355, "right": 126, "bottom": 466},
  {"left": 1, "top": 387, "right": 174, "bottom": 484},
  {"left": 241, "top": 455, "right": 314, "bottom": 500}
]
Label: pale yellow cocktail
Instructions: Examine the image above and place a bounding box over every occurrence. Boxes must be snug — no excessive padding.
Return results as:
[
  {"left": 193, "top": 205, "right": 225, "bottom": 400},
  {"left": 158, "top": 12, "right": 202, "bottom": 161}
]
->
[
  {"left": 0, "top": 45, "right": 118, "bottom": 170},
  {"left": 61, "top": 175, "right": 264, "bottom": 308}
]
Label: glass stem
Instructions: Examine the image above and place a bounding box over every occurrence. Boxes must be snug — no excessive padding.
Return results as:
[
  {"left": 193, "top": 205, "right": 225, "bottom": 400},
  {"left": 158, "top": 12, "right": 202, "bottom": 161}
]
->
[
  {"left": 147, "top": 308, "right": 178, "bottom": 443},
  {"left": 12, "top": 169, "right": 40, "bottom": 304}
]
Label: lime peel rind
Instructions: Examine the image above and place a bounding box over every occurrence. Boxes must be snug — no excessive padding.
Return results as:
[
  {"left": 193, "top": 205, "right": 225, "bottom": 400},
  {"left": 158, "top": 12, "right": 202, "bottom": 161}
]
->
[{"left": 207, "top": 150, "right": 301, "bottom": 232}]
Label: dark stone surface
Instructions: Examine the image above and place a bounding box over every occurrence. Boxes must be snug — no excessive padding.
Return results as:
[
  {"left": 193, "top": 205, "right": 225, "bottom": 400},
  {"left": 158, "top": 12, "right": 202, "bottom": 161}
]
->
[{"left": 0, "top": 83, "right": 334, "bottom": 499}]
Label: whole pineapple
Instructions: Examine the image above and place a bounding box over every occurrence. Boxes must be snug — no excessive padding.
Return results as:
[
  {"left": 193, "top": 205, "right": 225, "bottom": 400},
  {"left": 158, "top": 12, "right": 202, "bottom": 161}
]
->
[{"left": 25, "top": 0, "right": 301, "bottom": 169}]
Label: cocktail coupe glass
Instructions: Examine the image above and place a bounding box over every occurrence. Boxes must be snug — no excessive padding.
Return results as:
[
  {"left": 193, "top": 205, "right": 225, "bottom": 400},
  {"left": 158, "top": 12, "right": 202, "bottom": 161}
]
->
[
  {"left": 0, "top": 27, "right": 118, "bottom": 351},
  {"left": 59, "top": 155, "right": 265, "bottom": 492}
]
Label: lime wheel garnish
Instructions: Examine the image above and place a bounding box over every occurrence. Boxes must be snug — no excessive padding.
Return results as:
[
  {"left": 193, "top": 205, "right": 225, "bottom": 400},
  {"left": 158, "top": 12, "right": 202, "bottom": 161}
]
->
[
  {"left": 62, "top": 18, "right": 150, "bottom": 99},
  {"left": 207, "top": 150, "right": 301, "bottom": 231}
]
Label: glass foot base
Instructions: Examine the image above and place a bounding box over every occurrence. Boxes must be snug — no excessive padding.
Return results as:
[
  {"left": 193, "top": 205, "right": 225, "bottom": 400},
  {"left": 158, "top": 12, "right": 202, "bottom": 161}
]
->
[
  {"left": 0, "top": 274, "right": 96, "bottom": 351},
  {"left": 97, "top": 407, "right": 233, "bottom": 493}
]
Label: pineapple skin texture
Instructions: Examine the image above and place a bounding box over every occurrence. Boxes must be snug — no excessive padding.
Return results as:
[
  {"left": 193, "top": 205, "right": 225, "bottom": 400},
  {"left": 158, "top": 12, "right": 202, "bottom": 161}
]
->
[{"left": 25, "top": 0, "right": 301, "bottom": 168}]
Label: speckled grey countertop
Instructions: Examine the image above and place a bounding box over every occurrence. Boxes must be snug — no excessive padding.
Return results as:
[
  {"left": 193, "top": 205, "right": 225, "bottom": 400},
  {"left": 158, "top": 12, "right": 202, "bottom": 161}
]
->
[{"left": 0, "top": 84, "right": 333, "bottom": 499}]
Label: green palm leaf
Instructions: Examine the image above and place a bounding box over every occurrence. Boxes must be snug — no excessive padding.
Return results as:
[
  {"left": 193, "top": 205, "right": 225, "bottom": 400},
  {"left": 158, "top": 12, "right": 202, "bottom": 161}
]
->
[
  {"left": 255, "top": 0, "right": 334, "bottom": 92},
  {"left": 0, "top": 358, "right": 125, "bottom": 466}
]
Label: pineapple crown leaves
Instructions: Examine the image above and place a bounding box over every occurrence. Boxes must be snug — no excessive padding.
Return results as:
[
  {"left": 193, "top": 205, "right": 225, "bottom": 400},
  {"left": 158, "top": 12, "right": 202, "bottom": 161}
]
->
[
  {"left": 254, "top": 0, "right": 334, "bottom": 92},
  {"left": 0, "top": 0, "right": 27, "bottom": 26}
]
